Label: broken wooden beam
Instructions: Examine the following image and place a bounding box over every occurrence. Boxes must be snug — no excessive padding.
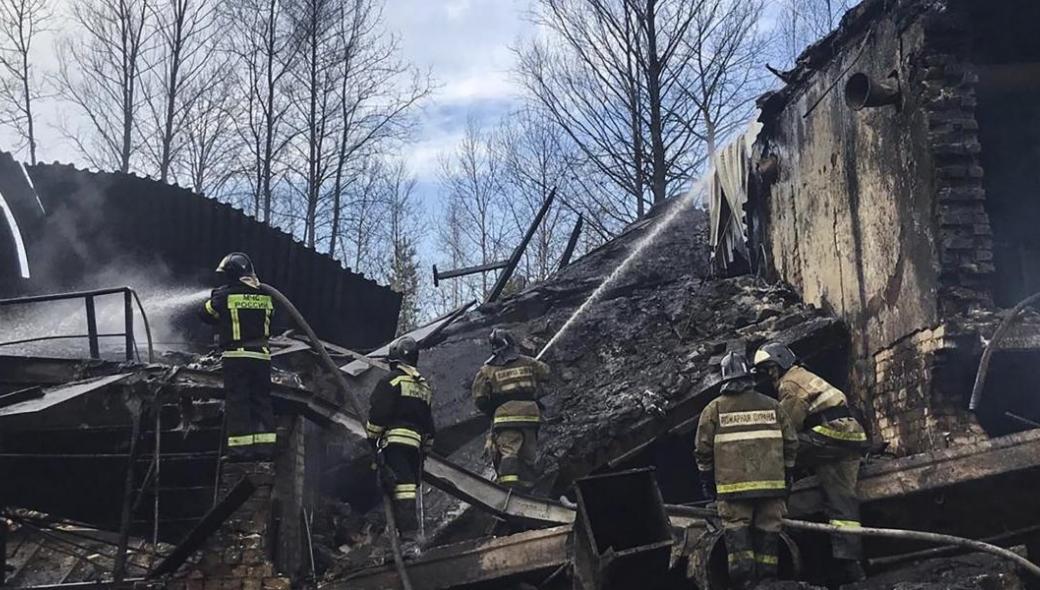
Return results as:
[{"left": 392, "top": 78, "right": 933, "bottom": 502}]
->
[
  {"left": 330, "top": 525, "right": 572, "bottom": 590},
  {"left": 147, "top": 476, "right": 256, "bottom": 579},
  {"left": 790, "top": 427, "right": 1040, "bottom": 515}
]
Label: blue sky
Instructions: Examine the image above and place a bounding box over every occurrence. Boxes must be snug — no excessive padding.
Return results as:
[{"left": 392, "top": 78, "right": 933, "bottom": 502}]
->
[
  {"left": 2, "top": 0, "right": 796, "bottom": 252},
  {"left": 1, "top": 0, "right": 534, "bottom": 249},
  {"left": 385, "top": 0, "right": 533, "bottom": 223}
]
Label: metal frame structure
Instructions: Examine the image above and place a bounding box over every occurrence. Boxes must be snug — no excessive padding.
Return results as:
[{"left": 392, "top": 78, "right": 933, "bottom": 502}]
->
[{"left": 0, "top": 287, "right": 153, "bottom": 362}]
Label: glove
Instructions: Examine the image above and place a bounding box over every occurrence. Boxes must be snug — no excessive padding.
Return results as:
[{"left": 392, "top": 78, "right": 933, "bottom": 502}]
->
[
  {"left": 700, "top": 471, "right": 716, "bottom": 501},
  {"left": 422, "top": 437, "right": 435, "bottom": 454}
]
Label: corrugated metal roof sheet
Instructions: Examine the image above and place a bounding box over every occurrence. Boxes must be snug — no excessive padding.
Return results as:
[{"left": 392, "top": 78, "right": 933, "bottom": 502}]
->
[{"left": 0, "top": 373, "right": 132, "bottom": 417}]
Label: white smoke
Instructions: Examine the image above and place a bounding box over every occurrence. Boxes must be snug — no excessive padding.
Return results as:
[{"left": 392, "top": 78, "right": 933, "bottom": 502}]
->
[{"left": 0, "top": 267, "right": 212, "bottom": 360}]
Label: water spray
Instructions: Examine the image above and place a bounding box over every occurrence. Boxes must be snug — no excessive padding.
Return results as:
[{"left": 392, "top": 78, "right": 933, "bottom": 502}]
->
[{"left": 537, "top": 183, "right": 703, "bottom": 361}]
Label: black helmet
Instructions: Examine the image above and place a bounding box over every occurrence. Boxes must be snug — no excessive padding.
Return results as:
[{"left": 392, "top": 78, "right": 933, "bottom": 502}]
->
[
  {"left": 753, "top": 342, "right": 797, "bottom": 371},
  {"left": 216, "top": 252, "right": 256, "bottom": 282},
  {"left": 720, "top": 351, "right": 751, "bottom": 383},
  {"left": 489, "top": 328, "right": 516, "bottom": 354},
  {"left": 388, "top": 336, "right": 419, "bottom": 366}
]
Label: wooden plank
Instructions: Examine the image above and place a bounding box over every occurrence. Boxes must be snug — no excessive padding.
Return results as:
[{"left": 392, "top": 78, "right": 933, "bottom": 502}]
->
[
  {"left": 329, "top": 526, "right": 572, "bottom": 590},
  {"left": 147, "top": 477, "right": 256, "bottom": 578},
  {"left": 790, "top": 429, "right": 1040, "bottom": 515}
]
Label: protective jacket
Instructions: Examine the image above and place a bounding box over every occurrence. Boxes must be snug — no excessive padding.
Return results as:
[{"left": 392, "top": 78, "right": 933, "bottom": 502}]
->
[
  {"left": 202, "top": 282, "right": 274, "bottom": 361},
  {"left": 696, "top": 387, "right": 798, "bottom": 500},
  {"left": 778, "top": 366, "right": 867, "bottom": 449},
  {"left": 472, "top": 355, "right": 549, "bottom": 430},
  {"left": 366, "top": 363, "right": 435, "bottom": 448}
]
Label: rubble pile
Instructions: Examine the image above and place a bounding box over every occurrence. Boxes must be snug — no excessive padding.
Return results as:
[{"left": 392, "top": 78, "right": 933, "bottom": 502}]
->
[
  {"left": 415, "top": 201, "right": 843, "bottom": 493},
  {"left": 850, "top": 553, "right": 1026, "bottom": 590}
]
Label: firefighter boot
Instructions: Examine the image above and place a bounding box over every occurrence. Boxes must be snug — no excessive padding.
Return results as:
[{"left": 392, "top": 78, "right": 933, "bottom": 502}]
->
[
  {"left": 754, "top": 531, "right": 780, "bottom": 583},
  {"left": 724, "top": 528, "right": 756, "bottom": 590}
]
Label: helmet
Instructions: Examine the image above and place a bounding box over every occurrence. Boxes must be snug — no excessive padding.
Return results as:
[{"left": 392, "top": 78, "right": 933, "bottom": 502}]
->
[
  {"left": 388, "top": 336, "right": 419, "bottom": 366},
  {"left": 216, "top": 252, "right": 256, "bottom": 281},
  {"left": 753, "top": 342, "right": 797, "bottom": 371},
  {"left": 720, "top": 351, "right": 751, "bottom": 383},
  {"left": 489, "top": 328, "right": 516, "bottom": 354}
]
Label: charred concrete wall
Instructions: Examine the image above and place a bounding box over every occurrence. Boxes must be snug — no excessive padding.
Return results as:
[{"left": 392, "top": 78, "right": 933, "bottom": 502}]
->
[{"left": 752, "top": 0, "right": 1006, "bottom": 455}]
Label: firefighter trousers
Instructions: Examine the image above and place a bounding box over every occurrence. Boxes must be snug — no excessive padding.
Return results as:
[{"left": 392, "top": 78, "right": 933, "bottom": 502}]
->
[
  {"left": 717, "top": 498, "right": 786, "bottom": 586},
  {"left": 491, "top": 427, "right": 537, "bottom": 490},
  {"left": 223, "top": 357, "right": 276, "bottom": 461},
  {"left": 381, "top": 443, "right": 421, "bottom": 535},
  {"left": 797, "top": 433, "right": 863, "bottom": 561}
]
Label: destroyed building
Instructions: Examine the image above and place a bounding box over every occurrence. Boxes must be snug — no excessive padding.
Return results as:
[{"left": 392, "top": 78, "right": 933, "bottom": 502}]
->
[
  {"left": 7, "top": 1, "right": 1040, "bottom": 588},
  {"left": 711, "top": 0, "right": 1040, "bottom": 456}
]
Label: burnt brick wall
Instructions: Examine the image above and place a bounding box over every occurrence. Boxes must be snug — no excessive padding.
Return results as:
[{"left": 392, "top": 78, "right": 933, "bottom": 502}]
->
[
  {"left": 169, "top": 463, "right": 291, "bottom": 590},
  {"left": 921, "top": 10, "right": 995, "bottom": 316},
  {"left": 753, "top": 0, "right": 993, "bottom": 455},
  {"left": 754, "top": 4, "right": 941, "bottom": 433},
  {"left": 872, "top": 326, "right": 986, "bottom": 454}
]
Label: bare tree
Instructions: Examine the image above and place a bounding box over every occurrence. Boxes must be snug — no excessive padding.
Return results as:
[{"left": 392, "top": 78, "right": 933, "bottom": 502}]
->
[
  {"left": 182, "top": 62, "right": 241, "bottom": 198},
  {"left": 516, "top": 0, "right": 707, "bottom": 224},
  {"left": 778, "top": 0, "right": 851, "bottom": 64},
  {"left": 681, "top": 0, "right": 769, "bottom": 157},
  {"left": 57, "top": 0, "right": 153, "bottom": 173},
  {"left": 336, "top": 156, "right": 386, "bottom": 274},
  {"left": 225, "top": 0, "right": 297, "bottom": 223},
  {"left": 438, "top": 118, "right": 511, "bottom": 298},
  {"left": 496, "top": 108, "right": 579, "bottom": 281},
  {"left": 288, "top": 0, "right": 342, "bottom": 248},
  {"left": 327, "top": 0, "right": 430, "bottom": 256},
  {"left": 436, "top": 190, "right": 469, "bottom": 311},
  {"left": 0, "top": 0, "right": 50, "bottom": 164},
  {"left": 378, "top": 160, "right": 423, "bottom": 332},
  {"left": 142, "top": 0, "right": 219, "bottom": 183}
]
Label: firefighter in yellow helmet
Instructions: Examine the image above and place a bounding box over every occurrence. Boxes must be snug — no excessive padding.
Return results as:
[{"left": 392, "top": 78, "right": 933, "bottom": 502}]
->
[
  {"left": 471, "top": 328, "right": 550, "bottom": 491},
  {"left": 754, "top": 342, "right": 868, "bottom": 583},
  {"left": 366, "top": 336, "right": 434, "bottom": 543},
  {"left": 201, "top": 252, "right": 277, "bottom": 462},
  {"left": 696, "top": 351, "right": 798, "bottom": 589}
]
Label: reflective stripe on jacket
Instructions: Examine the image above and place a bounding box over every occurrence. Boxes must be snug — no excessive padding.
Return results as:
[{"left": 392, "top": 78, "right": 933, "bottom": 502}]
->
[
  {"left": 696, "top": 388, "right": 798, "bottom": 500},
  {"left": 202, "top": 284, "right": 274, "bottom": 361},
  {"left": 778, "top": 366, "right": 867, "bottom": 448},
  {"left": 472, "top": 355, "right": 550, "bottom": 430},
  {"left": 366, "top": 362, "right": 435, "bottom": 447}
]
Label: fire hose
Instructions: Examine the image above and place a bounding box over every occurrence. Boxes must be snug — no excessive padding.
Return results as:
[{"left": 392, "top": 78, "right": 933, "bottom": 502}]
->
[
  {"left": 783, "top": 519, "right": 1040, "bottom": 579},
  {"left": 670, "top": 505, "right": 1040, "bottom": 578},
  {"left": 969, "top": 290, "right": 1040, "bottom": 412},
  {"left": 258, "top": 283, "right": 415, "bottom": 590}
]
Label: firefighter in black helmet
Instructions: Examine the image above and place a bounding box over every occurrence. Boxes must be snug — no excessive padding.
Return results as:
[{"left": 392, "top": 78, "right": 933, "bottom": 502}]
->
[
  {"left": 366, "top": 336, "right": 435, "bottom": 541},
  {"left": 472, "top": 328, "right": 550, "bottom": 491},
  {"left": 754, "top": 341, "right": 868, "bottom": 583},
  {"left": 696, "top": 351, "right": 798, "bottom": 589},
  {"left": 201, "top": 252, "right": 277, "bottom": 462}
]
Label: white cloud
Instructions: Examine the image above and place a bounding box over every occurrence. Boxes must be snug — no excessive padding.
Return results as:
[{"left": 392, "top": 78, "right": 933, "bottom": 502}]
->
[
  {"left": 404, "top": 131, "right": 464, "bottom": 179},
  {"left": 443, "top": 0, "right": 473, "bottom": 20},
  {"left": 438, "top": 70, "right": 518, "bottom": 102}
]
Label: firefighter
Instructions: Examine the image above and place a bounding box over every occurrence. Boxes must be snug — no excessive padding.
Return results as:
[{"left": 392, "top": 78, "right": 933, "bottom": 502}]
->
[
  {"left": 753, "top": 342, "right": 868, "bottom": 583},
  {"left": 201, "top": 252, "right": 277, "bottom": 462},
  {"left": 696, "top": 351, "right": 798, "bottom": 590},
  {"left": 472, "top": 328, "right": 550, "bottom": 491},
  {"left": 366, "top": 336, "right": 434, "bottom": 541}
]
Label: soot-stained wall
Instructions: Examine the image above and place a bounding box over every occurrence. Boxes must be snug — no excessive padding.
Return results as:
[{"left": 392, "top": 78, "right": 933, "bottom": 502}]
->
[{"left": 750, "top": 0, "right": 1017, "bottom": 455}]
